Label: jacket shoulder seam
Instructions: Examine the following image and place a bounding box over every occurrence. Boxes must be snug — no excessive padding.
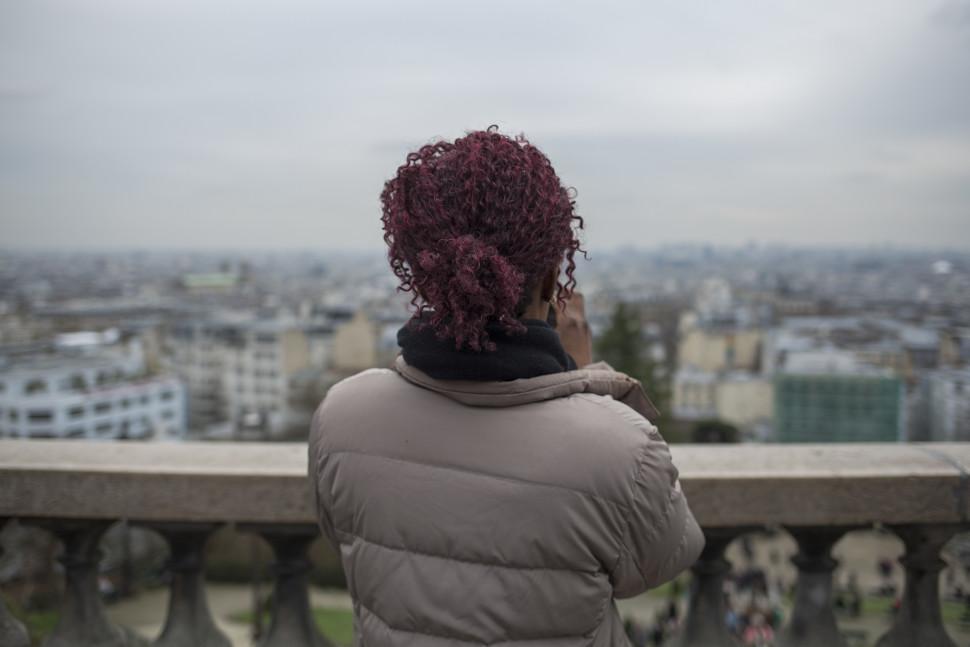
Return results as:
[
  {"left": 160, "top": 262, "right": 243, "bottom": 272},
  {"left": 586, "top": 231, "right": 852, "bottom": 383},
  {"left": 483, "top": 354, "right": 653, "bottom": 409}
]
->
[
  {"left": 572, "top": 392, "right": 653, "bottom": 432},
  {"left": 327, "top": 367, "right": 395, "bottom": 394}
]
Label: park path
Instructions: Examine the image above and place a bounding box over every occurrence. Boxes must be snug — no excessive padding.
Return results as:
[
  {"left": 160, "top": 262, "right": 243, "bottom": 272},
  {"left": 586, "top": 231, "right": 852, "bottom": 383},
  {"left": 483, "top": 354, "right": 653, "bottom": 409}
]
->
[{"left": 106, "top": 584, "right": 352, "bottom": 646}]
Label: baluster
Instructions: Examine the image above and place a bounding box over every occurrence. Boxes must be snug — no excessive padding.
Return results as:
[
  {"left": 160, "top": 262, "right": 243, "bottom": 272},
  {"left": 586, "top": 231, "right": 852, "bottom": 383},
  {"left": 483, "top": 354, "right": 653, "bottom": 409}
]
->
[
  {"left": 672, "top": 527, "right": 744, "bottom": 647},
  {"left": 778, "top": 526, "right": 851, "bottom": 647},
  {"left": 149, "top": 523, "right": 231, "bottom": 647},
  {"left": 876, "top": 524, "right": 963, "bottom": 647},
  {"left": 0, "top": 519, "right": 29, "bottom": 647},
  {"left": 244, "top": 524, "right": 333, "bottom": 647},
  {"left": 30, "top": 519, "right": 147, "bottom": 647}
]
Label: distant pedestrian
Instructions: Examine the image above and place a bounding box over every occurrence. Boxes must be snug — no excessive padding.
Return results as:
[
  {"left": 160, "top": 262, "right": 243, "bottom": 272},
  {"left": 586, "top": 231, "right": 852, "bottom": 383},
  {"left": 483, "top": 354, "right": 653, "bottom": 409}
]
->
[{"left": 742, "top": 613, "right": 774, "bottom": 646}]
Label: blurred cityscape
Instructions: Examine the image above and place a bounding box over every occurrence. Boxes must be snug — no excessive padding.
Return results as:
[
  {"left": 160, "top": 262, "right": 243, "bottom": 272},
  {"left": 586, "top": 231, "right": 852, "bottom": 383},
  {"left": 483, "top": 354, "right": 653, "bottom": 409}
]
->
[
  {"left": 3, "top": 0, "right": 970, "bottom": 643},
  {"left": 1, "top": 243, "right": 968, "bottom": 445}
]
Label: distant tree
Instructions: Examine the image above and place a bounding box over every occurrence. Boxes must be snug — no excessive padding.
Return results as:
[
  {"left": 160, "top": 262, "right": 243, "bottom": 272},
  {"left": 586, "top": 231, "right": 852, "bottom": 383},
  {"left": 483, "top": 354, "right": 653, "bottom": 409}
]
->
[
  {"left": 595, "top": 303, "right": 641, "bottom": 374},
  {"left": 595, "top": 302, "right": 670, "bottom": 421},
  {"left": 281, "top": 370, "right": 340, "bottom": 440},
  {"left": 691, "top": 419, "right": 740, "bottom": 444}
]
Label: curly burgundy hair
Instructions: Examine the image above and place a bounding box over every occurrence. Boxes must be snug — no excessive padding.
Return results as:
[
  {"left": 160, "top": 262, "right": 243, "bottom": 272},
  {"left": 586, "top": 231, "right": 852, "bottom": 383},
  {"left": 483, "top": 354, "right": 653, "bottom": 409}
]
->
[{"left": 381, "top": 127, "right": 585, "bottom": 352}]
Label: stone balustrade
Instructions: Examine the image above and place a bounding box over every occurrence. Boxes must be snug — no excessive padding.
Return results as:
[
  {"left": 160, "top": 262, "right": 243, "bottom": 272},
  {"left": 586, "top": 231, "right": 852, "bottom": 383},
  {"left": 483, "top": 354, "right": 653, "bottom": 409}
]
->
[{"left": 1, "top": 440, "right": 968, "bottom": 647}]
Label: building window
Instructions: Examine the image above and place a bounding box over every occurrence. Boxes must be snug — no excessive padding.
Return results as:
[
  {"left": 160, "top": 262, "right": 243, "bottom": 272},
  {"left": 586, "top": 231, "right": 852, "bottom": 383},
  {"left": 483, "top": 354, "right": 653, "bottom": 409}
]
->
[
  {"left": 141, "top": 395, "right": 150, "bottom": 404},
  {"left": 66, "top": 427, "right": 86, "bottom": 438},
  {"left": 27, "top": 410, "right": 53, "bottom": 423},
  {"left": 68, "top": 406, "right": 85, "bottom": 418},
  {"left": 95, "top": 422, "right": 113, "bottom": 434},
  {"left": 255, "top": 333, "right": 277, "bottom": 344},
  {"left": 160, "top": 390, "right": 174, "bottom": 401},
  {"left": 8, "top": 410, "right": 18, "bottom": 421},
  {"left": 121, "top": 399, "right": 131, "bottom": 409},
  {"left": 161, "top": 409, "right": 175, "bottom": 420},
  {"left": 94, "top": 402, "right": 112, "bottom": 414},
  {"left": 24, "top": 379, "right": 48, "bottom": 395}
]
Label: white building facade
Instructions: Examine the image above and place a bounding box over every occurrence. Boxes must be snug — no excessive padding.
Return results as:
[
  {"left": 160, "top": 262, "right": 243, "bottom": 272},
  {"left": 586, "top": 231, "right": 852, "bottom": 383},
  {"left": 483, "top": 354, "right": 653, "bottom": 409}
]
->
[
  {"left": 0, "top": 350, "right": 186, "bottom": 440},
  {"left": 166, "top": 315, "right": 333, "bottom": 438}
]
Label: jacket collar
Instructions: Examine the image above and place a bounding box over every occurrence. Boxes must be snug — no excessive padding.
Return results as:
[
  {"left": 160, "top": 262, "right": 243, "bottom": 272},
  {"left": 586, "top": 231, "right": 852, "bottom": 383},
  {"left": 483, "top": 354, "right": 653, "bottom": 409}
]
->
[
  {"left": 396, "top": 316, "right": 576, "bottom": 381},
  {"left": 393, "top": 356, "right": 660, "bottom": 423}
]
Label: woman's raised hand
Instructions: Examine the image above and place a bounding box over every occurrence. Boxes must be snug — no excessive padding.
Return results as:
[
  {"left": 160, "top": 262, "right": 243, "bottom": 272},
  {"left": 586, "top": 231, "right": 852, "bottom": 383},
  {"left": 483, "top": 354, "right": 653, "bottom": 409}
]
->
[{"left": 555, "top": 291, "right": 593, "bottom": 368}]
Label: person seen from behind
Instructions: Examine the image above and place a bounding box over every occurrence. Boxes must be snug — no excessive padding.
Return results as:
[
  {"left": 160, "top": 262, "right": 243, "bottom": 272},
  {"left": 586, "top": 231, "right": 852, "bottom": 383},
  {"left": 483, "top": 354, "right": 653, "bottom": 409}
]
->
[{"left": 309, "top": 127, "right": 704, "bottom": 646}]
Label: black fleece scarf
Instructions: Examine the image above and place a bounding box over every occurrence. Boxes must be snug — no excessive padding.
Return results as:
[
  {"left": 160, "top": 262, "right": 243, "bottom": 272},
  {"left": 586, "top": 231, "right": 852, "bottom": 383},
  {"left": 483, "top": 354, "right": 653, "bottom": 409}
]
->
[{"left": 397, "top": 317, "right": 577, "bottom": 381}]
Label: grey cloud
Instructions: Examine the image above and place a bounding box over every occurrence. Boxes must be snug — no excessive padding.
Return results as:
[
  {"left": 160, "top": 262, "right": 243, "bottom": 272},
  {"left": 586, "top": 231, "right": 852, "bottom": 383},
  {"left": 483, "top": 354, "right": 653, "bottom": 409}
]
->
[
  {"left": 932, "top": 0, "right": 970, "bottom": 27},
  {"left": 1, "top": 0, "right": 969, "bottom": 250}
]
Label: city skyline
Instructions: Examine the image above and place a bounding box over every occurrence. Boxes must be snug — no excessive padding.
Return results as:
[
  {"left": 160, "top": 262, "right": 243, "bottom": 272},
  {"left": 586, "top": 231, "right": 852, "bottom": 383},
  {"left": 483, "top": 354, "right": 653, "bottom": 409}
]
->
[{"left": 2, "top": 0, "right": 970, "bottom": 251}]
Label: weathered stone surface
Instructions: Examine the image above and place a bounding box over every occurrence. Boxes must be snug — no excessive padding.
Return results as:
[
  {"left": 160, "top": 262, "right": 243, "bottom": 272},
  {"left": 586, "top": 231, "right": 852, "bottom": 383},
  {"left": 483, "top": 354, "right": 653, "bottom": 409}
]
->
[
  {"left": 1, "top": 440, "right": 969, "bottom": 527},
  {"left": 0, "top": 611, "right": 29, "bottom": 647},
  {"left": 0, "top": 518, "right": 29, "bottom": 647},
  {"left": 876, "top": 524, "right": 963, "bottom": 647},
  {"left": 241, "top": 524, "right": 333, "bottom": 647},
  {"left": 671, "top": 528, "right": 750, "bottom": 647},
  {"left": 26, "top": 520, "right": 148, "bottom": 647},
  {"left": 149, "top": 523, "right": 231, "bottom": 647},
  {"left": 0, "top": 441, "right": 315, "bottom": 524},
  {"left": 777, "top": 526, "right": 853, "bottom": 647},
  {"left": 672, "top": 443, "right": 970, "bottom": 527}
]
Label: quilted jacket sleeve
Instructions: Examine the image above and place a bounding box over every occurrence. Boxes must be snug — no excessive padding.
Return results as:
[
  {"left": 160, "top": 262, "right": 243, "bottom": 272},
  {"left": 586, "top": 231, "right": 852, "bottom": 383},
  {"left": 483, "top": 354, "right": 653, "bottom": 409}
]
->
[
  {"left": 308, "top": 402, "right": 340, "bottom": 552},
  {"left": 610, "top": 420, "right": 705, "bottom": 599}
]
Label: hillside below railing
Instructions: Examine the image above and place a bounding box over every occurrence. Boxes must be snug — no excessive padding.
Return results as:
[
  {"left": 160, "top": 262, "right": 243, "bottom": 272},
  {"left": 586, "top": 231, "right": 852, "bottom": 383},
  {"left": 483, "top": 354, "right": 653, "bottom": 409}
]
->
[{"left": 0, "top": 440, "right": 968, "bottom": 647}]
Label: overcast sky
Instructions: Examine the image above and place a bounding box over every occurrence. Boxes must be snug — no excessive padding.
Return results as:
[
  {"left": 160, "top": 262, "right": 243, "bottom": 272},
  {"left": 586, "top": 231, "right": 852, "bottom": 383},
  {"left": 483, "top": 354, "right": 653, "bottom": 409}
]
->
[{"left": 2, "top": 0, "right": 969, "bottom": 252}]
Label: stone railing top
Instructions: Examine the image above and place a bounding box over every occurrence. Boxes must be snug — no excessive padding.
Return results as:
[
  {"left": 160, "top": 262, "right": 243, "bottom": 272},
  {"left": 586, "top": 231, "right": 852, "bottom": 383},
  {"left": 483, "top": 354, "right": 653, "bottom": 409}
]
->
[{"left": 0, "top": 440, "right": 968, "bottom": 528}]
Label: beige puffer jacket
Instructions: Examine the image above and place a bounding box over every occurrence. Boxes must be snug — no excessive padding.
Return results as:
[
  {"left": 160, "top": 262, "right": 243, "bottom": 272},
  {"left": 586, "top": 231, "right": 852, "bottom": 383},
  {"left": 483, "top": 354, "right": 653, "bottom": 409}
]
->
[{"left": 309, "top": 357, "right": 704, "bottom": 647}]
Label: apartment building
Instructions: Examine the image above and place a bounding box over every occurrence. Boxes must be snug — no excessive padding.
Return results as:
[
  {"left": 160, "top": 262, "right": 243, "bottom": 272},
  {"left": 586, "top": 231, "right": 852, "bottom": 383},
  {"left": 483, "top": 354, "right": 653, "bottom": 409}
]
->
[
  {"left": 774, "top": 350, "right": 904, "bottom": 443},
  {"left": 0, "top": 340, "right": 185, "bottom": 440},
  {"left": 166, "top": 315, "right": 333, "bottom": 438}
]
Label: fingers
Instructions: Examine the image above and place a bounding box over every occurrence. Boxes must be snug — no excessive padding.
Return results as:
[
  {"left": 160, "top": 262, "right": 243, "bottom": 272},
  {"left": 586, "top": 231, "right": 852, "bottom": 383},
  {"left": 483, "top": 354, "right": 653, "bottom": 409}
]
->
[
  {"left": 555, "top": 290, "right": 593, "bottom": 368},
  {"left": 568, "top": 291, "right": 586, "bottom": 316},
  {"left": 559, "top": 290, "right": 586, "bottom": 317}
]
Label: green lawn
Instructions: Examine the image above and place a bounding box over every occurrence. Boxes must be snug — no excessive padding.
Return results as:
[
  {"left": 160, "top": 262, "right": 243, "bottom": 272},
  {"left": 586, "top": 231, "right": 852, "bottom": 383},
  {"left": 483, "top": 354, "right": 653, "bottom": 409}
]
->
[
  {"left": 861, "top": 594, "right": 968, "bottom": 625},
  {"left": 3, "top": 591, "right": 58, "bottom": 643},
  {"left": 231, "top": 607, "right": 355, "bottom": 647},
  {"left": 21, "top": 609, "right": 59, "bottom": 639}
]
